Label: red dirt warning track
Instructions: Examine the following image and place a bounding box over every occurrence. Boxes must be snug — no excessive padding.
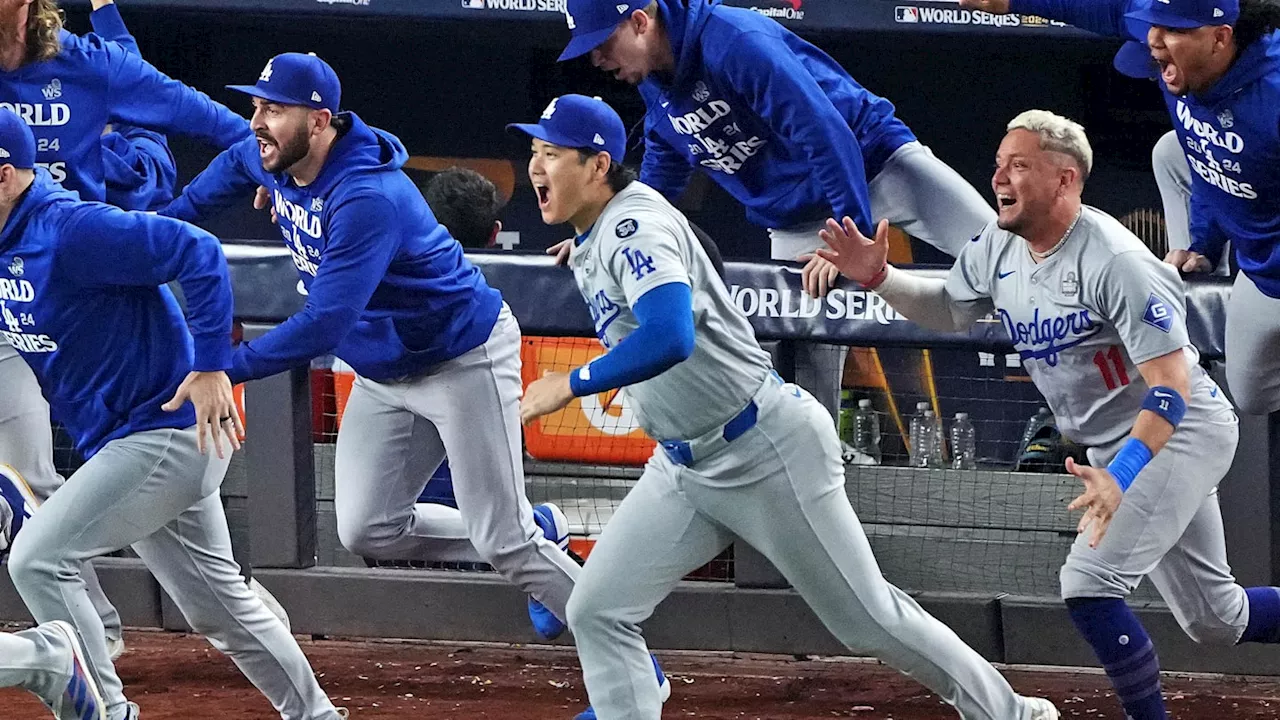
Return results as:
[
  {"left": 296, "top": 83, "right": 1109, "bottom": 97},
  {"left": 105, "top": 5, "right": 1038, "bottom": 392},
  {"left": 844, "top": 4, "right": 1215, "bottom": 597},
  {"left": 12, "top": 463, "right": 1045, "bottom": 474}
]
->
[{"left": 2, "top": 631, "right": 1278, "bottom": 718}]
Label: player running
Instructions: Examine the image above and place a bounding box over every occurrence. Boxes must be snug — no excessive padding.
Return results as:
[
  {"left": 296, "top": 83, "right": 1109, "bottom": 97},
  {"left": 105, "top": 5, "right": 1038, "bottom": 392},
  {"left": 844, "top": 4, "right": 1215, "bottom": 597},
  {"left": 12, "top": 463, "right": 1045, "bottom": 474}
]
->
[
  {"left": 0, "top": 109, "right": 340, "bottom": 720},
  {"left": 516, "top": 93, "right": 1059, "bottom": 720},
  {"left": 820, "top": 109, "right": 1280, "bottom": 720},
  {"left": 0, "top": 0, "right": 256, "bottom": 662},
  {"left": 158, "top": 51, "right": 604, "bottom": 700}
]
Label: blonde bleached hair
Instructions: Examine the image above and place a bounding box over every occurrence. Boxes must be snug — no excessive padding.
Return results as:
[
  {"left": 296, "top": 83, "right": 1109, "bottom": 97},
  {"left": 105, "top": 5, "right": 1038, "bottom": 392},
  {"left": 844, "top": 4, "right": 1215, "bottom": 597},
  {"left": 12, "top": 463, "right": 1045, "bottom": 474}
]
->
[
  {"left": 26, "top": 0, "right": 64, "bottom": 63},
  {"left": 1006, "top": 109, "right": 1093, "bottom": 184}
]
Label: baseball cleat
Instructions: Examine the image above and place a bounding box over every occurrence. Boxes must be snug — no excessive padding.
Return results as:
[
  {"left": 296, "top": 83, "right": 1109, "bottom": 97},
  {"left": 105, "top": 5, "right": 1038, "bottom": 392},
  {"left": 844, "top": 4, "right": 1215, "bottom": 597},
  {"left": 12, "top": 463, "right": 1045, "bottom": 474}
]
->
[
  {"left": 573, "top": 654, "right": 670, "bottom": 720},
  {"left": 528, "top": 596, "right": 567, "bottom": 641},
  {"left": 46, "top": 620, "right": 107, "bottom": 720},
  {"left": 529, "top": 503, "right": 572, "bottom": 640},
  {"left": 533, "top": 502, "right": 571, "bottom": 552},
  {"left": 0, "top": 464, "right": 39, "bottom": 555},
  {"left": 1025, "top": 696, "right": 1060, "bottom": 720}
]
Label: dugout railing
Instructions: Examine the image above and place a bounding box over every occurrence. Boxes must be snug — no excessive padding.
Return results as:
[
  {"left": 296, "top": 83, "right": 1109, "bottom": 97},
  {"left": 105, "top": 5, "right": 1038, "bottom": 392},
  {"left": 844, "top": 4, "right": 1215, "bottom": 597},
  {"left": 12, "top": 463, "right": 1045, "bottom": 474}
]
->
[{"left": 4, "top": 243, "right": 1280, "bottom": 676}]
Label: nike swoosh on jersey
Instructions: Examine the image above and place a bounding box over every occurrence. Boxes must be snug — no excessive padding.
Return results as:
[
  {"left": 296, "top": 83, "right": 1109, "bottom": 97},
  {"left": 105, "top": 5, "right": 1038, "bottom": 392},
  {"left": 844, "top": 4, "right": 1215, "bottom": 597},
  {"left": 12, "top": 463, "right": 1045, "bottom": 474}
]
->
[{"left": 998, "top": 271, "right": 1016, "bottom": 279}]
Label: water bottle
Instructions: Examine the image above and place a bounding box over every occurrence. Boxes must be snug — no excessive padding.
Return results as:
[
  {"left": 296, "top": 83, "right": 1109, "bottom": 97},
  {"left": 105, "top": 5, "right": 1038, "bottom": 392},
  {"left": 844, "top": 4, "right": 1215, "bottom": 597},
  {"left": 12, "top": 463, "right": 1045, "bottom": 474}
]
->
[
  {"left": 909, "top": 407, "right": 930, "bottom": 468},
  {"left": 925, "top": 410, "right": 946, "bottom": 469},
  {"left": 851, "top": 399, "right": 882, "bottom": 465},
  {"left": 951, "top": 412, "right": 977, "bottom": 470},
  {"left": 931, "top": 410, "right": 948, "bottom": 468}
]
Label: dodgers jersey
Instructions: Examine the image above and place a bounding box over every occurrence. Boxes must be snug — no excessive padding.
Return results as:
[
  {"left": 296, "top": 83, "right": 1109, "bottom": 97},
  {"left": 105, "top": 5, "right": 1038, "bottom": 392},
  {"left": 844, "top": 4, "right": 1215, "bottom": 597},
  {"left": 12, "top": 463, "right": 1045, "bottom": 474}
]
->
[
  {"left": 947, "top": 207, "right": 1228, "bottom": 445},
  {"left": 569, "top": 182, "right": 771, "bottom": 441}
]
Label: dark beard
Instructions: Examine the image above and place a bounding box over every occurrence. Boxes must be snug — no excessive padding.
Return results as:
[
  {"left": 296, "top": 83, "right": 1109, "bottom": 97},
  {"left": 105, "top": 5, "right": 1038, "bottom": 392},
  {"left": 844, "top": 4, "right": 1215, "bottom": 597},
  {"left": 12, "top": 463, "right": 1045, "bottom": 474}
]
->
[{"left": 260, "top": 127, "right": 311, "bottom": 174}]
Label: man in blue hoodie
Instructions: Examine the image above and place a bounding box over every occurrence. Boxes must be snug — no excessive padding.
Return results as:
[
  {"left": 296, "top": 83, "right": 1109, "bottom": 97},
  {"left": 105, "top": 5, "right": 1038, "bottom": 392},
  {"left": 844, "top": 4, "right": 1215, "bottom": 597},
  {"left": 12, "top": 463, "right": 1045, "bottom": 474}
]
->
[
  {"left": 0, "top": 109, "right": 341, "bottom": 720},
  {"left": 556, "top": 0, "right": 994, "bottom": 422},
  {"left": 161, "top": 51, "right": 588, "bottom": 660},
  {"left": 0, "top": 0, "right": 253, "bottom": 664},
  {"left": 961, "top": 0, "right": 1280, "bottom": 419}
]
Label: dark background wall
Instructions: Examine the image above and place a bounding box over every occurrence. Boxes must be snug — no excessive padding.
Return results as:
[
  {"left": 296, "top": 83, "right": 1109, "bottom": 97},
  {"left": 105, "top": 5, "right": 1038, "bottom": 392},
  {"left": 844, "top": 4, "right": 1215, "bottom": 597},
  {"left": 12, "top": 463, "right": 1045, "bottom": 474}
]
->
[{"left": 65, "top": 6, "right": 1172, "bottom": 260}]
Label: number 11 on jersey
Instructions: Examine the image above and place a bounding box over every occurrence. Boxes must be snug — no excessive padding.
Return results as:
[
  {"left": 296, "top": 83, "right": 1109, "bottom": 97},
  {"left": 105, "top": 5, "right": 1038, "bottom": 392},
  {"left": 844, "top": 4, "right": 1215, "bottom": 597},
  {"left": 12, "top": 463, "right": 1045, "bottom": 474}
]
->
[{"left": 1093, "top": 345, "right": 1130, "bottom": 391}]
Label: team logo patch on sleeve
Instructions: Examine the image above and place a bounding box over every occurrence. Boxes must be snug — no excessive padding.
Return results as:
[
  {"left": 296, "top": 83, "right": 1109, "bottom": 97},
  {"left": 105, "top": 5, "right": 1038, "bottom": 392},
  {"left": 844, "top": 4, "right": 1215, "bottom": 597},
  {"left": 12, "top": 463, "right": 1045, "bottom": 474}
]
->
[
  {"left": 615, "top": 218, "right": 639, "bottom": 238},
  {"left": 1142, "top": 293, "right": 1173, "bottom": 333}
]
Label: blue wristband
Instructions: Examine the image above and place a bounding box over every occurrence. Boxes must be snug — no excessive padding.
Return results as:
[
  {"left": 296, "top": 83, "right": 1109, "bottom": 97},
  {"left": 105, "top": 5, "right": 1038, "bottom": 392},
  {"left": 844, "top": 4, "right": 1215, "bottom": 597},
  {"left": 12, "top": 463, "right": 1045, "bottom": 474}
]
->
[
  {"left": 1106, "top": 437, "right": 1153, "bottom": 492},
  {"left": 1141, "top": 385, "right": 1187, "bottom": 428}
]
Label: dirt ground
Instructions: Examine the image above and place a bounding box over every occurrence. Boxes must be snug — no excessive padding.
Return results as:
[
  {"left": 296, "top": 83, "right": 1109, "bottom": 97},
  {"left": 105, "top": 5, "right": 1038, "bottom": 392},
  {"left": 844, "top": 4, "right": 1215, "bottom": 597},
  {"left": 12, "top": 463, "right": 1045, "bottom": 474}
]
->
[{"left": 2, "top": 630, "right": 1278, "bottom": 719}]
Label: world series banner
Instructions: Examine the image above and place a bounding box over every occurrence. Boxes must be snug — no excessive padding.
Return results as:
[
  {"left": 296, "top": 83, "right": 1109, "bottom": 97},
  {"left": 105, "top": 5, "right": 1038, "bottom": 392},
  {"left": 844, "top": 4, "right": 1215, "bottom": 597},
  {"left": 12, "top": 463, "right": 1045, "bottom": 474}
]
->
[
  {"left": 224, "top": 245, "right": 1232, "bottom": 360},
  {"left": 62, "top": 0, "right": 1090, "bottom": 37}
]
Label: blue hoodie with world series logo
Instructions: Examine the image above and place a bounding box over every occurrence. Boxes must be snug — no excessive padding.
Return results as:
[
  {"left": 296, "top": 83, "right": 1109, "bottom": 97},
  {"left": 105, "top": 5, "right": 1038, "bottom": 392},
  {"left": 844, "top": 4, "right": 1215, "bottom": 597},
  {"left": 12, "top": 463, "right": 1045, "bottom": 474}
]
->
[
  {"left": 1012, "top": 0, "right": 1280, "bottom": 297},
  {"left": 637, "top": 0, "right": 917, "bottom": 234},
  {"left": 0, "top": 22, "right": 248, "bottom": 205},
  {"left": 0, "top": 170, "right": 233, "bottom": 457},
  {"left": 161, "top": 112, "right": 503, "bottom": 383}
]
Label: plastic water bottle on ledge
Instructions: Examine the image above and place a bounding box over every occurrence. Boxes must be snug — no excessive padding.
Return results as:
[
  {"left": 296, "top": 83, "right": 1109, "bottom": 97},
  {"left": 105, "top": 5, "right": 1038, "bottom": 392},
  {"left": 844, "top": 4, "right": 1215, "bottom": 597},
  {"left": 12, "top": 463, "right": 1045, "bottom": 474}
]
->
[
  {"left": 951, "top": 412, "right": 976, "bottom": 470},
  {"left": 850, "top": 399, "right": 881, "bottom": 465},
  {"left": 911, "top": 408, "right": 937, "bottom": 468}
]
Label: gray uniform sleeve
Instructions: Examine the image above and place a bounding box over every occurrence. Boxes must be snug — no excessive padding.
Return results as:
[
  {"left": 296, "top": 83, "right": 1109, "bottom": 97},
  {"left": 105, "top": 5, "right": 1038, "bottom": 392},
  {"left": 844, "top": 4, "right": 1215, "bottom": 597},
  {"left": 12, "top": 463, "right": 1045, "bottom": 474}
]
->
[
  {"left": 945, "top": 230, "right": 995, "bottom": 303},
  {"left": 600, "top": 211, "right": 691, "bottom": 307},
  {"left": 1091, "top": 250, "right": 1190, "bottom": 365}
]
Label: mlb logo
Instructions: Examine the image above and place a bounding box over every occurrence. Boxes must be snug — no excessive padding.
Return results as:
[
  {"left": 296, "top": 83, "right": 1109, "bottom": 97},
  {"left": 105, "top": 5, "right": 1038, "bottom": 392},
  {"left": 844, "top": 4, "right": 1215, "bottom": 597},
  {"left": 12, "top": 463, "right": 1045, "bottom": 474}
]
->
[
  {"left": 461, "top": 0, "right": 484, "bottom": 7},
  {"left": 895, "top": 6, "right": 920, "bottom": 22}
]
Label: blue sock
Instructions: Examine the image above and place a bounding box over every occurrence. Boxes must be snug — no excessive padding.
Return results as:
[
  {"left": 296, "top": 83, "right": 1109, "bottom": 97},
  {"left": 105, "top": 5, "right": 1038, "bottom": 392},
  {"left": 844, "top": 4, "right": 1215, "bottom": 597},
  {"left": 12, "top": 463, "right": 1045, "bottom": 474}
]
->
[
  {"left": 1240, "top": 587, "right": 1280, "bottom": 644},
  {"left": 1065, "top": 597, "right": 1167, "bottom": 720}
]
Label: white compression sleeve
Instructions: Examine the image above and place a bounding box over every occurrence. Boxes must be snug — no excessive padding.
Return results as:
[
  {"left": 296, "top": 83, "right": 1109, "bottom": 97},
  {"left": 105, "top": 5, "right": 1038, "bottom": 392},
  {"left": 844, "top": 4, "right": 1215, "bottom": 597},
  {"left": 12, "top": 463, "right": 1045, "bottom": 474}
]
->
[{"left": 874, "top": 266, "right": 991, "bottom": 332}]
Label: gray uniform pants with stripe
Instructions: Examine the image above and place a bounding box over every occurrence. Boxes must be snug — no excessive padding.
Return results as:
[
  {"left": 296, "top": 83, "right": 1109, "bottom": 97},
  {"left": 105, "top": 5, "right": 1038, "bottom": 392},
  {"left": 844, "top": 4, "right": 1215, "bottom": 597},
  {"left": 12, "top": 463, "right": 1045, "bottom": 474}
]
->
[
  {"left": 2, "top": 425, "right": 340, "bottom": 720},
  {"left": 333, "top": 305, "right": 580, "bottom": 619},
  {"left": 0, "top": 348, "right": 122, "bottom": 642},
  {"left": 1060, "top": 395, "right": 1251, "bottom": 645},
  {"left": 566, "top": 378, "right": 1033, "bottom": 720},
  {"left": 769, "top": 142, "right": 995, "bottom": 420}
]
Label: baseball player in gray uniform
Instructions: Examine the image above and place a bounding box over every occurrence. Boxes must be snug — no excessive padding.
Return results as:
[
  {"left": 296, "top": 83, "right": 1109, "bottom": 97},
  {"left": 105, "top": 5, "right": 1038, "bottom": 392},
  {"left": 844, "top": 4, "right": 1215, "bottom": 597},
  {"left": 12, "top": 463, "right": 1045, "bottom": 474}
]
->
[
  {"left": 516, "top": 94, "right": 1059, "bottom": 720},
  {"left": 820, "top": 109, "right": 1280, "bottom": 720}
]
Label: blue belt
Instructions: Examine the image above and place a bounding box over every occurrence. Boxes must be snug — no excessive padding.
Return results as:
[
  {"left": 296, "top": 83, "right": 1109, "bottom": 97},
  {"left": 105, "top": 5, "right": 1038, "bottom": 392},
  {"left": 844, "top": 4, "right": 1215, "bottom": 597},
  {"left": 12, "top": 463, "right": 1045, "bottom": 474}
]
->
[
  {"left": 658, "top": 371, "right": 787, "bottom": 468},
  {"left": 659, "top": 400, "right": 758, "bottom": 468}
]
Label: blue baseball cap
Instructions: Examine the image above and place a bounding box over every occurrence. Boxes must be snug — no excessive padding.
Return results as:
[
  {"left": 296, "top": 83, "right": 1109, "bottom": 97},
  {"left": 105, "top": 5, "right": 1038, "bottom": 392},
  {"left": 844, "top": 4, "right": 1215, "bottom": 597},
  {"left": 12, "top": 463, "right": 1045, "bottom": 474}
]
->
[
  {"left": 558, "top": 0, "right": 651, "bottom": 61},
  {"left": 228, "top": 52, "right": 341, "bottom": 113},
  {"left": 1126, "top": 0, "right": 1238, "bottom": 29},
  {"left": 0, "top": 109, "right": 35, "bottom": 170},
  {"left": 507, "top": 94, "right": 627, "bottom": 163},
  {"left": 1113, "top": 40, "right": 1160, "bottom": 79}
]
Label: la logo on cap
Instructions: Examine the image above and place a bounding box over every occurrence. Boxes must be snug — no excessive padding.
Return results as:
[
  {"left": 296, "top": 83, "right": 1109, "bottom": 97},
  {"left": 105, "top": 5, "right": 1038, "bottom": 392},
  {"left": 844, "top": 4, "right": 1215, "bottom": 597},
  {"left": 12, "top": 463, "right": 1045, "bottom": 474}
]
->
[
  {"left": 259, "top": 59, "right": 274, "bottom": 82},
  {"left": 565, "top": 10, "right": 575, "bottom": 29}
]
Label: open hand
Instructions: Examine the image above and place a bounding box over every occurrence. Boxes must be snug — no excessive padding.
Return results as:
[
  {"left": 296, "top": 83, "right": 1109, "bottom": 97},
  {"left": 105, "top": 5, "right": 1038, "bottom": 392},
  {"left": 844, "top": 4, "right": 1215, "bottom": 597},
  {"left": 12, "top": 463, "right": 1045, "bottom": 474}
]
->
[
  {"left": 520, "top": 370, "right": 575, "bottom": 426},
  {"left": 162, "top": 371, "right": 244, "bottom": 458},
  {"left": 1065, "top": 457, "right": 1123, "bottom": 548},
  {"left": 816, "top": 217, "right": 890, "bottom": 286}
]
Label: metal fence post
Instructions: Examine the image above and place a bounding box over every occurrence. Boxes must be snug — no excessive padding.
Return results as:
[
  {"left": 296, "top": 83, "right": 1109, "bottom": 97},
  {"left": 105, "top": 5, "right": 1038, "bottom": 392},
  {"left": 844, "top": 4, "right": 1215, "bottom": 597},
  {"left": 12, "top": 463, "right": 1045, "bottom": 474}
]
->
[{"left": 242, "top": 323, "right": 317, "bottom": 569}]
